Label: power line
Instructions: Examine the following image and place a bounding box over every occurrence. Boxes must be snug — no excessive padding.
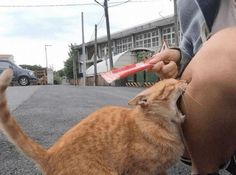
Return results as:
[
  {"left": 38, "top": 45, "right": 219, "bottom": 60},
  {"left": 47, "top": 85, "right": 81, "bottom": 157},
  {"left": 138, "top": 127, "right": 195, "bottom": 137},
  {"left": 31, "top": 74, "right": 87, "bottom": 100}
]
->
[
  {"left": 0, "top": 0, "right": 157, "bottom": 8},
  {"left": 89, "top": 14, "right": 105, "bottom": 41},
  {"left": 108, "top": 0, "right": 158, "bottom": 3},
  {"left": 94, "top": 0, "right": 103, "bottom": 7},
  {"left": 129, "top": 0, "right": 159, "bottom": 2},
  {"left": 109, "top": 0, "right": 130, "bottom": 7},
  {"left": 97, "top": 14, "right": 106, "bottom": 30},
  {"left": 0, "top": 3, "right": 98, "bottom": 8}
]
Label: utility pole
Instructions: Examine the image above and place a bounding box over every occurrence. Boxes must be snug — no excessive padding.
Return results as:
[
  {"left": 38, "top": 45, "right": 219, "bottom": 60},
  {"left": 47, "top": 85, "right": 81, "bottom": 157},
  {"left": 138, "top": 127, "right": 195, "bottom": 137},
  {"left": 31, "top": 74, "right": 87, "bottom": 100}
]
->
[
  {"left": 45, "top": 44, "right": 52, "bottom": 70},
  {"left": 95, "top": 0, "right": 113, "bottom": 69},
  {"left": 81, "top": 12, "right": 86, "bottom": 86},
  {"left": 45, "top": 44, "right": 52, "bottom": 85},
  {"left": 104, "top": 0, "right": 113, "bottom": 69},
  {"left": 94, "top": 24, "right": 98, "bottom": 86},
  {"left": 173, "top": 0, "right": 179, "bottom": 46},
  {"left": 72, "top": 46, "right": 78, "bottom": 86}
]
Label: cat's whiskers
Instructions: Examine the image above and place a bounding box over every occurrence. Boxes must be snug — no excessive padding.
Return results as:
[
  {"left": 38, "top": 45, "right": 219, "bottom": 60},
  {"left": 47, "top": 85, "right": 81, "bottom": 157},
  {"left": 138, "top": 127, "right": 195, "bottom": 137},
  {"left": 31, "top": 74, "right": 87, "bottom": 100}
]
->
[
  {"left": 178, "top": 85, "right": 203, "bottom": 117},
  {"left": 184, "top": 86, "right": 203, "bottom": 107}
]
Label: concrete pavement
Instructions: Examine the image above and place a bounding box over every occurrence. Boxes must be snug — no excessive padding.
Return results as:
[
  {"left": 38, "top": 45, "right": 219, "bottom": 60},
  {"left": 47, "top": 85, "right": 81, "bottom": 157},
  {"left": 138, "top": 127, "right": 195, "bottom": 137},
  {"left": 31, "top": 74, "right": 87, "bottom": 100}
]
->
[
  {"left": 0, "top": 85, "right": 231, "bottom": 175},
  {"left": 6, "top": 86, "right": 40, "bottom": 111}
]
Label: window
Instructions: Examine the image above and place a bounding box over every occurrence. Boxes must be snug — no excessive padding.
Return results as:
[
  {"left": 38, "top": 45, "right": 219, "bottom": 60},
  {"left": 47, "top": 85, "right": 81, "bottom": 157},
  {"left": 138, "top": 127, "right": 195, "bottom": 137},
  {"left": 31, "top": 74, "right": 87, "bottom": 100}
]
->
[
  {"left": 0, "top": 61, "right": 11, "bottom": 69},
  {"left": 135, "top": 30, "right": 158, "bottom": 48},
  {"left": 144, "top": 39, "right": 151, "bottom": 48},
  {"left": 99, "top": 42, "right": 115, "bottom": 58},
  {"left": 116, "top": 36, "right": 132, "bottom": 54},
  {"left": 151, "top": 30, "right": 159, "bottom": 47},
  {"left": 135, "top": 33, "right": 144, "bottom": 48},
  {"left": 162, "top": 26, "right": 175, "bottom": 46},
  {"left": 100, "top": 43, "right": 108, "bottom": 58}
]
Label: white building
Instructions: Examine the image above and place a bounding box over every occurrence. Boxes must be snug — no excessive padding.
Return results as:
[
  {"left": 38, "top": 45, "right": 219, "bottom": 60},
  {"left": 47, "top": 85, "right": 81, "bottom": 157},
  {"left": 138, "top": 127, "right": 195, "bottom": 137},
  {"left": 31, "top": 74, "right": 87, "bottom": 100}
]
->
[{"left": 76, "top": 16, "right": 177, "bottom": 86}]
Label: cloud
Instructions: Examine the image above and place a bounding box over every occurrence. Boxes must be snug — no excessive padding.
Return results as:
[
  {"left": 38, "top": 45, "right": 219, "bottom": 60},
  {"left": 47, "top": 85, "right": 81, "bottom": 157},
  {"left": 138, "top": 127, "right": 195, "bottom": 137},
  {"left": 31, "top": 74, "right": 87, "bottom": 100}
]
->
[
  {"left": 109, "top": 1, "right": 173, "bottom": 31},
  {"left": 1, "top": 8, "right": 84, "bottom": 41}
]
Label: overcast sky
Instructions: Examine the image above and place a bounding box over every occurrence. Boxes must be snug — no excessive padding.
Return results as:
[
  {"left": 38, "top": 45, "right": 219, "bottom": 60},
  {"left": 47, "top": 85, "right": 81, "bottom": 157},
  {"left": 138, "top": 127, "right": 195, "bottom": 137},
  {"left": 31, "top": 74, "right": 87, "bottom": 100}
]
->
[{"left": 0, "top": 0, "right": 173, "bottom": 70}]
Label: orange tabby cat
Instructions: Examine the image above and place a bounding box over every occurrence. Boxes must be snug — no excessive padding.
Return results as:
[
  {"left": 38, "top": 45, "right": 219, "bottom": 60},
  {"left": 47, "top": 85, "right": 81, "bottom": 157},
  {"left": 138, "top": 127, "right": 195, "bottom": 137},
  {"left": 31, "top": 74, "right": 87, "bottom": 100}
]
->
[{"left": 0, "top": 69, "right": 187, "bottom": 175}]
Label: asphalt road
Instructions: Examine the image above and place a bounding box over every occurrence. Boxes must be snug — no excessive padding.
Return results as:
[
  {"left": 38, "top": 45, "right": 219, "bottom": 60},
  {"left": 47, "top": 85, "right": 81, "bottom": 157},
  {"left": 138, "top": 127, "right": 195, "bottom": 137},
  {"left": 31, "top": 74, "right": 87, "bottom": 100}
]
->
[{"left": 0, "top": 85, "right": 230, "bottom": 175}]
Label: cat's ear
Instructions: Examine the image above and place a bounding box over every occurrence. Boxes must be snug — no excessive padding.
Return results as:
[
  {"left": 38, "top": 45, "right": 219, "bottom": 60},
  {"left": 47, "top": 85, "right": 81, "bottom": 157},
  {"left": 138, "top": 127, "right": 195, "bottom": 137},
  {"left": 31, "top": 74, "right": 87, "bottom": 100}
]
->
[
  {"left": 128, "top": 95, "right": 148, "bottom": 107},
  {"left": 128, "top": 88, "right": 152, "bottom": 107}
]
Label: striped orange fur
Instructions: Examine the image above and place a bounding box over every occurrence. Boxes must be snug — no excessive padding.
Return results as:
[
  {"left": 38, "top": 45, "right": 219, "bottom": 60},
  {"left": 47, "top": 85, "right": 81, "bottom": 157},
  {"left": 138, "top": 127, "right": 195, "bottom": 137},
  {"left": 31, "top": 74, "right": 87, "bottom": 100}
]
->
[{"left": 0, "top": 69, "right": 187, "bottom": 175}]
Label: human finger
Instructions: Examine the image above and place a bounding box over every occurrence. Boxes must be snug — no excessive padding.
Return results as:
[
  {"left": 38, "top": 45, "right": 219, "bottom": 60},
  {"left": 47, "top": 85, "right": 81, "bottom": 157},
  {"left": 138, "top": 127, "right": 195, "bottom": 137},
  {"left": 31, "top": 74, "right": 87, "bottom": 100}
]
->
[
  {"left": 161, "top": 61, "right": 178, "bottom": 75},
  {"left": 149, "top": 49, "right": 180, "bottom": 64},
  {"left": 149, "top": 61, "right": 165, "bottom": 72},
  {"left": 159, "top": 68, "right": 178, "bottom": 79},
  {"left": 149, "top": 51, "right": 170, "bottom": 64},
  {"left": 164, "top": 67, "right": 178, "bottom": 78}
]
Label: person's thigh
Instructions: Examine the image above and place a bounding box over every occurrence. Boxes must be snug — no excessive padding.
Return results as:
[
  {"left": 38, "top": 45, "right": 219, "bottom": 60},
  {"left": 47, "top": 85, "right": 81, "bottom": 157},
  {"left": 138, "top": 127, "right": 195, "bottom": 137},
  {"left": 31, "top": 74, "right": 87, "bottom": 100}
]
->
[{"left": 180, "top": 27, "right": 236, "bottom": 174}]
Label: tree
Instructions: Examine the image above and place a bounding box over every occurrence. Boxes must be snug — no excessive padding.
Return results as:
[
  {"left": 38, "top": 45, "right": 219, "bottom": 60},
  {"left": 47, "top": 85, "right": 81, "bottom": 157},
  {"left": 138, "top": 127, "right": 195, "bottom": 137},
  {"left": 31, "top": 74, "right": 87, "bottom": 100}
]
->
[
  {"left": 53, "top": 69, "right": 65, "bottom": 85},
  {"left": 56, "top": 69, "right": 65, "bottom": 77},
  {"left": 64, "top": 43, "right": 78, "bottom": 79},
  {"left": 64, "top": 57, "right": 73, "bottom": 79}
]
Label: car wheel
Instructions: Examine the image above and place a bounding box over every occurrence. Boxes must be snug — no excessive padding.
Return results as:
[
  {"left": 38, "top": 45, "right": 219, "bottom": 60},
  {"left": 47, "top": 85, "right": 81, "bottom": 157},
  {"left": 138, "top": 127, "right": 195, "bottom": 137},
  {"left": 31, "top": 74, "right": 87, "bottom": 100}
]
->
[{"left": 18, "top": 76, "right": 29, "bottom": 86}]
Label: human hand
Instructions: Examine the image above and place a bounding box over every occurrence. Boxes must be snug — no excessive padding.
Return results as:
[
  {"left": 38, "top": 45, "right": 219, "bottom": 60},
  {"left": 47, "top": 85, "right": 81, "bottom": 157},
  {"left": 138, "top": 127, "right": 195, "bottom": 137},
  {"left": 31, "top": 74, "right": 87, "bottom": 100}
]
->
[{"left": 148, "top": 48, "right": 181, "bottom": 79}]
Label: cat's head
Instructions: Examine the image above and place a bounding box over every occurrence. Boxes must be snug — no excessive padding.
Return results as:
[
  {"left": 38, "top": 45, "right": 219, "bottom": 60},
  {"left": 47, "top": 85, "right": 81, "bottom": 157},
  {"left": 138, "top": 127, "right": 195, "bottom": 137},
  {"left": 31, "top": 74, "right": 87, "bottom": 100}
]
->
[{"left": 128, "top": 79, "right": 187, "bottom": 123}]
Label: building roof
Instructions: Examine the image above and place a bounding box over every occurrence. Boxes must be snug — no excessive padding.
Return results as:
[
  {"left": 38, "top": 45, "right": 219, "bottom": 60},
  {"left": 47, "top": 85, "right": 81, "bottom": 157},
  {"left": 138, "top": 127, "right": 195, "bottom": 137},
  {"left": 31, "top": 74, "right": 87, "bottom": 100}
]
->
[{"left": 83, "top": 16, "right": 174, "bottom": 47}]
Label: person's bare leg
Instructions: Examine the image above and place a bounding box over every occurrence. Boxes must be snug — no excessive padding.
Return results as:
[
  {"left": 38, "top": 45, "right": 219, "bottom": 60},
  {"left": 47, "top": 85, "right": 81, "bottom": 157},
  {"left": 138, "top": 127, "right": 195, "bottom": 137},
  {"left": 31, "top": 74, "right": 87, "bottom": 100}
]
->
[{"left": 180, "top": 27, "right": 236, "bottom": 174}]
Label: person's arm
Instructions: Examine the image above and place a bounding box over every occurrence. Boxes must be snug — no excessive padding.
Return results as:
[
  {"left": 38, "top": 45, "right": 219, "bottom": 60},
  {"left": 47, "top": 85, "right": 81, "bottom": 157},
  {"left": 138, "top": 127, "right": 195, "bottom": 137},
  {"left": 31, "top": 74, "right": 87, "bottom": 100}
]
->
[{"left": 177, "top": 36, "right": 194, "bottom": 77}]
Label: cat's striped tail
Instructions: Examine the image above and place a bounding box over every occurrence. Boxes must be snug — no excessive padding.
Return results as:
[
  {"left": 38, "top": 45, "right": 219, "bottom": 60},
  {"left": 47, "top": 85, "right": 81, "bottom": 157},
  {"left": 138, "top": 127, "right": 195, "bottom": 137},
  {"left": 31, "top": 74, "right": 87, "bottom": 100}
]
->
[{"left": 0, "top": 69, "right": 48, "bottom": 170}]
